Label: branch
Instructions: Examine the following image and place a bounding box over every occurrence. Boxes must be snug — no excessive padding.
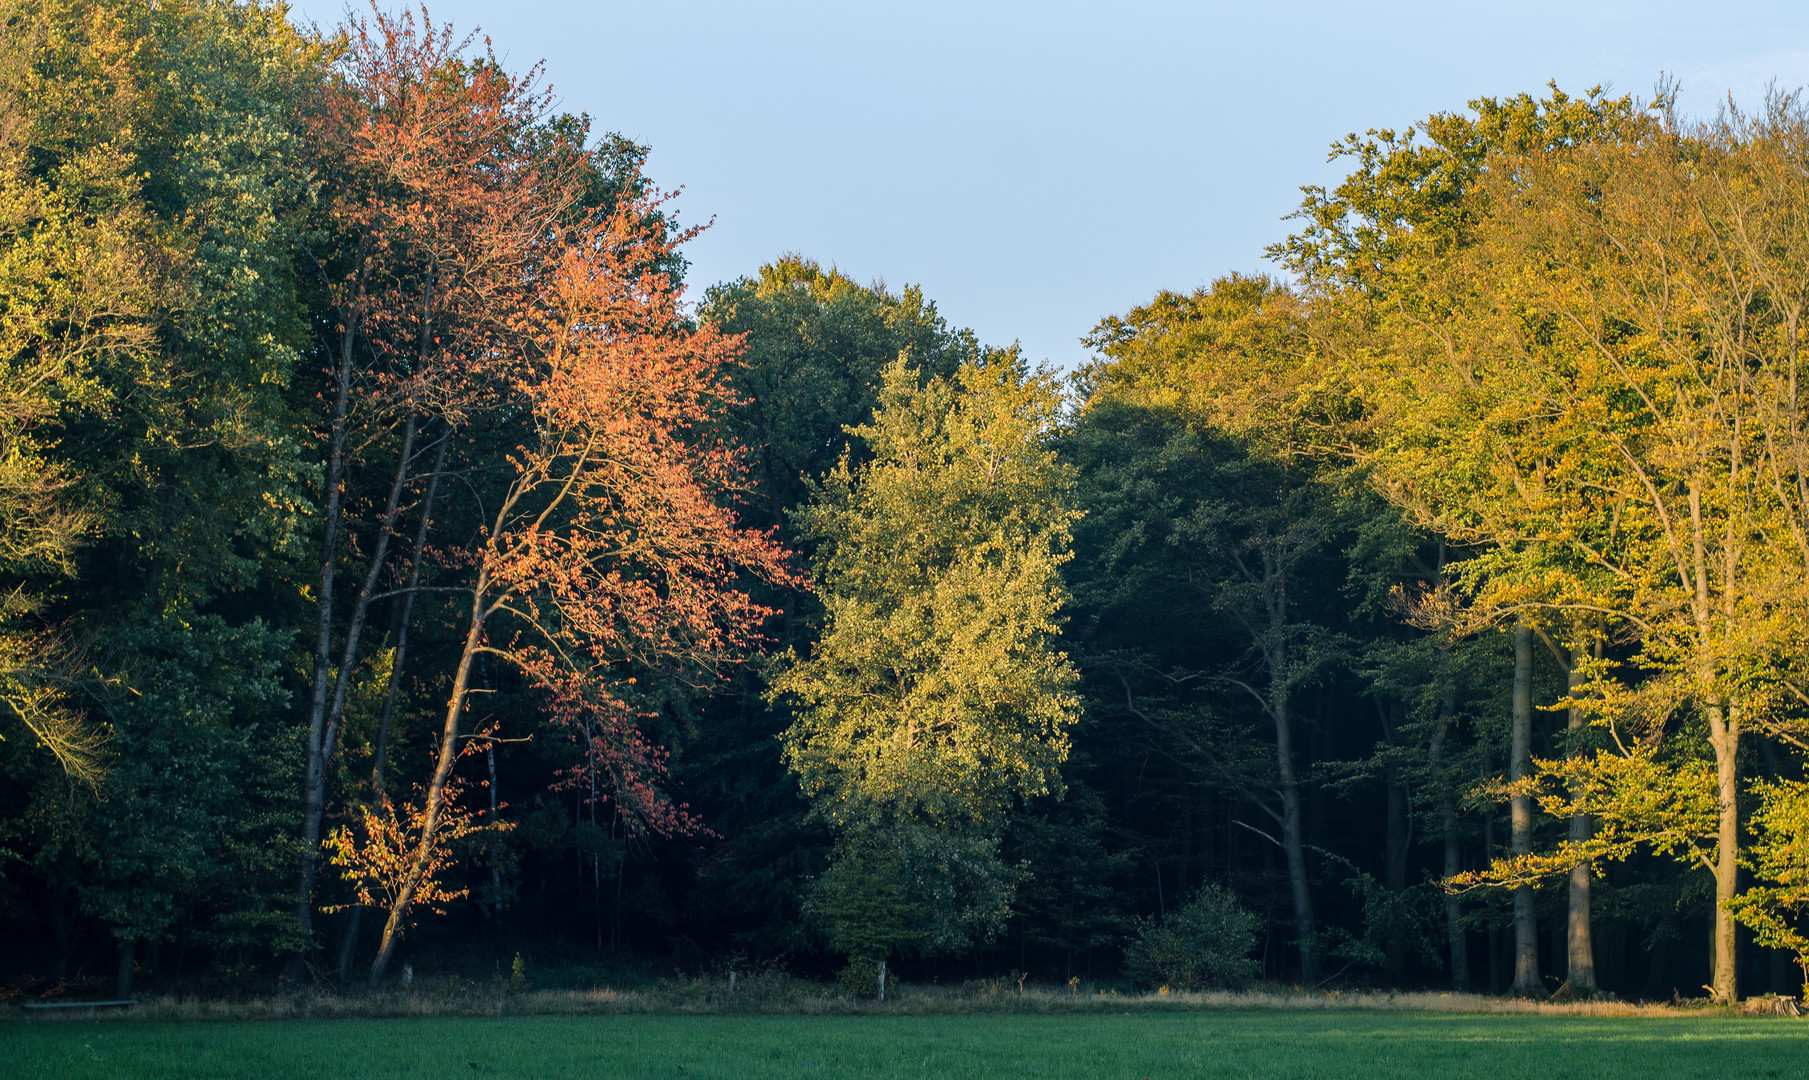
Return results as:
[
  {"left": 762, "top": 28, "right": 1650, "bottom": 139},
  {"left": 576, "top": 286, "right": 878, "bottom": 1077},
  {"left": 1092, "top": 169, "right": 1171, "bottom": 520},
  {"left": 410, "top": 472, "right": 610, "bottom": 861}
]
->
[{"left": 1232, "top": 819, "right": 1283, "bottom": 849}]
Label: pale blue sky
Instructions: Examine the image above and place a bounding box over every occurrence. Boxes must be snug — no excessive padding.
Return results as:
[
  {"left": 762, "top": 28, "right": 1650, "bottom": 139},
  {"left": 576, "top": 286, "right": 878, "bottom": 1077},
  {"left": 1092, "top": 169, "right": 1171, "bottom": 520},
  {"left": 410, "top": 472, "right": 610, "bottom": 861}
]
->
[{"left": 291, "top": 1, "right": 1809, "bottom": 368}]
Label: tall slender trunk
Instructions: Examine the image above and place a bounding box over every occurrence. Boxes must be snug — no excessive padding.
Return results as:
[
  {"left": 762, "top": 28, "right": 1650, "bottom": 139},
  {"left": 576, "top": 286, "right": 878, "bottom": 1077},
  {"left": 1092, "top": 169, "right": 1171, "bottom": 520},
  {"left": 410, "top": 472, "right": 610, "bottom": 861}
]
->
[
  {"left": 296, "top": 305, "right": 362, "bottom": 949},
  {"left": 299, "top": 407, "right": 422, "bottom": 955},
  {"left": 333, "top": 434, "right": 448, "bottom": 983},
  {"left": 1264, "top": 565, "right": 1316, "bottom": 987},
  {"left": 1269, "top": 687, "right": 1315, "bottom": 984},
  {"left": 1510, "top": 617, "right": 1540, "bottom": 995},
  {"left": 366, "top": 391, "right": 518, "bottom": 992},
  {"left": 1444, "top": 804, "right": 1468, "bottom": 991},
  {"left": 1431, "top": 690, "right": 1468, "bottom": 991},
  {"left": 1565, "top": 640, "right": 1597, "bottom": 995},
  {"left": 1275, "top": 739, "right": 1317, "bottom": 987},
  {"left": 377, "top": 435, "right": 450, "bottom": 785},
  {"left": 301, "top": 255, "right": 444, "bottom": 954},
  {"left": 1690, "top": 478, "right": 1740, "bottom": 1002}
]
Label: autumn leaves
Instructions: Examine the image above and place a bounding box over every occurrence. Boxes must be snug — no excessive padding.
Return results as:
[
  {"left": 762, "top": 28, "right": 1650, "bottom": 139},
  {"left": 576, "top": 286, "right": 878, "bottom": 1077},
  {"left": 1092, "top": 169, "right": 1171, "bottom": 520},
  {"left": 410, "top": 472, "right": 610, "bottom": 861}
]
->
[{"left": 294, "top": 7, "right": 793, "bottom": 987}]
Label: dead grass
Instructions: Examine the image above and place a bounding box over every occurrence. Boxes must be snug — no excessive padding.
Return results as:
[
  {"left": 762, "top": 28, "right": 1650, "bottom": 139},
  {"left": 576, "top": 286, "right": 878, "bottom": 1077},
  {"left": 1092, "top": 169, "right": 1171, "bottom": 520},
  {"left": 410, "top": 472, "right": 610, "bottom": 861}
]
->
[{"left": 0, "top": 977, "right": 1765, "bottom": 1023}]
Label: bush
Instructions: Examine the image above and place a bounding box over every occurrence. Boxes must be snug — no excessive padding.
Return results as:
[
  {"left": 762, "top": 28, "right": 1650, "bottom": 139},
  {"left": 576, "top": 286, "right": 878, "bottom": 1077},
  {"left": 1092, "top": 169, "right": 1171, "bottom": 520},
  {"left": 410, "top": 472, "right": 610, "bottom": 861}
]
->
[
  {"left": 1124, "top": 883, "right": 1260, "bottom": 990},
  {"left": 835, "top": 957, "right": 884, "bottom": 998}
]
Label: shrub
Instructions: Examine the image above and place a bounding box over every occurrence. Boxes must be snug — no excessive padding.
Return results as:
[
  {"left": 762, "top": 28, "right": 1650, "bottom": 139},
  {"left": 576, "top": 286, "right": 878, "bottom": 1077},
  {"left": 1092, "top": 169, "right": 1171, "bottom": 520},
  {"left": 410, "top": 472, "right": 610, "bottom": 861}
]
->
[
  {"left": 835, "top": 957, "right": 884, "bottom": 998},
  {"left": 1124, "top": 883, "right": 1260, "bottom": 990}
]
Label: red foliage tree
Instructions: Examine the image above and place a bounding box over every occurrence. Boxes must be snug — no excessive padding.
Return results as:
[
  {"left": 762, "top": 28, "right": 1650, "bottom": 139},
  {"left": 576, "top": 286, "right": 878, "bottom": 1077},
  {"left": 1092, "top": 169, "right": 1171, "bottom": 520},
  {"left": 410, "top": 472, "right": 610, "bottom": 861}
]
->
[
  {"left": 294, "top": 4, "right": 580, "bottom": 954},
  {"left": 364, "top": 188, "right": 797, "bottom": 988}
]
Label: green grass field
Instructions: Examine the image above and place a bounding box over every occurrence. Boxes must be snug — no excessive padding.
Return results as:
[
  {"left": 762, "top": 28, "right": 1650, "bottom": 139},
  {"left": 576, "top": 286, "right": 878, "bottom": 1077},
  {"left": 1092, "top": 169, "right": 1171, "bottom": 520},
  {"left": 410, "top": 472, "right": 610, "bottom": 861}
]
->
[{"left": 7, "top": 1011, "right": 1809, "bottom": 1079}]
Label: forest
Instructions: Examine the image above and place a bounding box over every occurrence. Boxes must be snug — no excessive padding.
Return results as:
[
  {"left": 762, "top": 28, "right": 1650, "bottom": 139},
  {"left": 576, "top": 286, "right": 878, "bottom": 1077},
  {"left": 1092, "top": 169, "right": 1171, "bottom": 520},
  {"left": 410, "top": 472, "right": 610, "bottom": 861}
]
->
[{"left": 5, "top": 0, "right": 1809, "bottom": 1009}]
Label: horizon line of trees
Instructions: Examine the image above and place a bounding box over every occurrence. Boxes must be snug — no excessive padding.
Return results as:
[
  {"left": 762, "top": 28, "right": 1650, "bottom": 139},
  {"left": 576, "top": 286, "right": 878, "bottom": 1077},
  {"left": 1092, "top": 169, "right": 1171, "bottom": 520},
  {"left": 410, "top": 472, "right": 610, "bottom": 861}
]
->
[{"left": 4, "top": 0, "right": 1809, "bottom": 1006}]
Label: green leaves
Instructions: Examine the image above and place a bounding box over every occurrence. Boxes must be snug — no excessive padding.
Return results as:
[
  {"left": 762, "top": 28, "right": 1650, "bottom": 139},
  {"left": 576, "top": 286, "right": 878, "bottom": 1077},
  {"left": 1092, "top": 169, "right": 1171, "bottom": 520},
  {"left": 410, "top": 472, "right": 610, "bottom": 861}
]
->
[
  {"left": 773, "top": 354, "right": 1080, "bottom": 958},
  {"left": 777, "top": 356, "right": 1080, "bottom": 826}
]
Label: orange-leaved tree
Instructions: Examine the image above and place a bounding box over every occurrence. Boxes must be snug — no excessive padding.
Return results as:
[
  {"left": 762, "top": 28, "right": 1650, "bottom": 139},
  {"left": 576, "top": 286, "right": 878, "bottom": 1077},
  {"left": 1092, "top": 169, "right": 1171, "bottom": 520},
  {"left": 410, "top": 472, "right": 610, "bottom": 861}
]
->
[
  {"left": 294, "top": 4, "right": 582, "bottom": 953},
  {"left": 363, "top": 186, "right": 797, "bottom": 988}
]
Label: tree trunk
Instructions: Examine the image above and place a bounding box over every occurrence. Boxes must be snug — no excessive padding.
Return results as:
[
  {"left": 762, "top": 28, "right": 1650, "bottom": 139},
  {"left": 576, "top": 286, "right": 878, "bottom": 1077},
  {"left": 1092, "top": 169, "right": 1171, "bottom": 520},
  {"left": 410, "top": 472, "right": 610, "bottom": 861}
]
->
[
  {"left": 1564, "top": 642, "right": 1597, "bottom": 995},
  {"left": 336, "top": 908, "right": 362, "bottom": 982},
  {"left": 1707, "top": 700, "right": 1741, "bottom": 1002},
  {"left": 1688, "top": 477, "right": 1739, "bottom": 1002},
  {"left": 1431, "top": 691, "right": 1468, "bottom": 992},
  {"left": 115, "top": 939, "right": 135, "bottom": 1000},
  {"left": 1444, "top": 807, "right": 1468, "bottom": 992},
  {"left": 295, "top": 315, "right": 361, "bottom": 952},
  {"left": 300, "top": 409, "right": 421, "bottom": 959},
  {"left": 1274, "top": 697, "right": 1317, "bottom": 987},
  {"left": 1385, "top": 776, "right": 1408, "bottom": 980},
  {"left": 1262, "top": 562, "right": 1317, "bottom": 987},
  {"left": 371, "top": 430, "right": 449, "bottom": 794},
  {"left": 1510, "top": 618, "right": 1540, "bottom": 996},
  {"left": 299, "top": 258, "right": 441, "bottom": 956},
  {"left": 337, "top": 435, "right": 449, "bottom": 985}
]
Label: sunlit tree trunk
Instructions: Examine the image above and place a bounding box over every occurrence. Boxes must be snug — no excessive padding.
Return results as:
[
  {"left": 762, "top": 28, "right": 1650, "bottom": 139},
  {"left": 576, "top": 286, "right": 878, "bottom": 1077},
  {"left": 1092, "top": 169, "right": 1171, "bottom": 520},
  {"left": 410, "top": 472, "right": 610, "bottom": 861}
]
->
[{"left": 369, "top": 569, "right": 491, "bottom": 990}]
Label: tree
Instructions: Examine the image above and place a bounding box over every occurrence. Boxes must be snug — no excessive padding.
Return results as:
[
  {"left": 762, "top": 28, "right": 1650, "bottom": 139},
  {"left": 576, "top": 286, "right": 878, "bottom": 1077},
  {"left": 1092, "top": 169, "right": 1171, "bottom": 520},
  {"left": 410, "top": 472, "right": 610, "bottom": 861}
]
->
[
  {"left": 676, "top": 257, "right": 984, "bottom": 960},
  {"left": 0, "top": 0, "right": 323, "bottom": 988},
  {"left": 362, "top": 182, "right": 794, "bottom": 988},
  {"left": 290, "top": 5, "right": 588, "bottom": 953},
  {"left": 1327, "top": 89, "right": 1809, "bottom": 1002},
  {"left": 774, "top": 354, "right": 1080, "bottom": 971},
  {"left": 1269, "top": 85, "right": 1710, "bottom": 998},
  {"left": 0, "top": 0, "right": 316, "bottom": 788}
]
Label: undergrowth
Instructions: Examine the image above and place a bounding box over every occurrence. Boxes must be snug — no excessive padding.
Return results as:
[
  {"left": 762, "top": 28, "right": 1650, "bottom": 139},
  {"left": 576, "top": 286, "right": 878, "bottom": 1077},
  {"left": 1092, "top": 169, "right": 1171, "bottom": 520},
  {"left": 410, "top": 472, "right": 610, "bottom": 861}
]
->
[{"left": 0, "top": 977, "right": 1751, "bottom": 1023}]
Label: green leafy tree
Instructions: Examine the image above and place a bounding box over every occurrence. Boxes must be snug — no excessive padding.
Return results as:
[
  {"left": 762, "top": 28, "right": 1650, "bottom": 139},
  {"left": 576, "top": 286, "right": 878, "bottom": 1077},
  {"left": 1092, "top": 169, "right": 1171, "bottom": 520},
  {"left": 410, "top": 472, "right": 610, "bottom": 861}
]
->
[
  {"left": 774, "top": 354, "right": 1081, "bottom": 971},
  {"left": 0, "top": 0, "right": 320, "bottom": 991},
  {"left": 675, "top": 258, "right": 988, "bottom": 958}
]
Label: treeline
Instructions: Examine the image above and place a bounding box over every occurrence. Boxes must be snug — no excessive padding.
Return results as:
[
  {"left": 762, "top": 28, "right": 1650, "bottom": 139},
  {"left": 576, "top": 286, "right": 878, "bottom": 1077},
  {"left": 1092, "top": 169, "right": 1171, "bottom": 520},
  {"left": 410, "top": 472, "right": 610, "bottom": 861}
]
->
[{"left": 4, "top": 1, "right": 1808, "bottom": 1005}]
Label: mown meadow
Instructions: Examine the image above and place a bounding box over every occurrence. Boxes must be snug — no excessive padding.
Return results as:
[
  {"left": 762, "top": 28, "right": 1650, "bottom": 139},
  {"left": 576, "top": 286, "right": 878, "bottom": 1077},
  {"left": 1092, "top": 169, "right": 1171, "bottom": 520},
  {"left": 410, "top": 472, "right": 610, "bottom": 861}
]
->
[{"left": 10, "top": 1009, "right": 1809, "bottom": 1080}]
